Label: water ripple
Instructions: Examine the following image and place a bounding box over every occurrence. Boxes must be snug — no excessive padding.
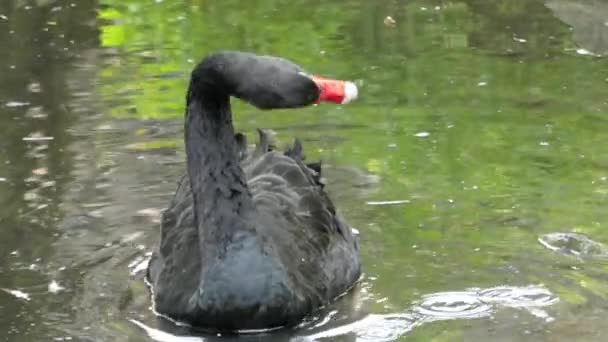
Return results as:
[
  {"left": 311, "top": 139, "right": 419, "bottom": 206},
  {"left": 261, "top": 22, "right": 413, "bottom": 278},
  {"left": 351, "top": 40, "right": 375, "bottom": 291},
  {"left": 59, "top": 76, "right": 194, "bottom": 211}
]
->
[
  {"left": 130, "top": 284, "right": 558, "bottom": 342},
  {"left": 413, "top": 291, "right": 491, "bottom": 319},
  {"left": 538, "top": 232, "right": 608, "bottom": 259}
]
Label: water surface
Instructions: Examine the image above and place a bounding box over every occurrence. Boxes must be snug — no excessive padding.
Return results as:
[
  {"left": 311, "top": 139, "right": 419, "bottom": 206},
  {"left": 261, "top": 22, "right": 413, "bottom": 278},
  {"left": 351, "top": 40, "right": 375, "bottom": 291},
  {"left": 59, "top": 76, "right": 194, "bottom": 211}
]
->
[{"left": 1, "top": 0, "right": 608, "bottom": 341}]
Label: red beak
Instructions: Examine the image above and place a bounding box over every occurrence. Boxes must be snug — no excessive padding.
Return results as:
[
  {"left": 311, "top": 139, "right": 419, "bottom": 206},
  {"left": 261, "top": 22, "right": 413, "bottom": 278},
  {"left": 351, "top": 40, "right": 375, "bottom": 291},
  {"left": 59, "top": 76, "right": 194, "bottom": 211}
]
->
[{"left": 312, "top": 76, "right": 358, "bottom": 105}]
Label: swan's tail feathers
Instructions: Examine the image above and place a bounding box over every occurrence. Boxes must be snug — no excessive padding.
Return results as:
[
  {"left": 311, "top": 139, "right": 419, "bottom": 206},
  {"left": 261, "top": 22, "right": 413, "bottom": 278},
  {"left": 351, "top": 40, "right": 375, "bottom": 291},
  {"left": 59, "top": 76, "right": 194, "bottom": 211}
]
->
[
  {"left": 283, "top": 138, "right": 325, "bottom": 188},
  {"left": 235, "top": 132, "right": 248, "bottom": 160},
  {"left": 306, "top": 161, "right": 324, "bottom": 188},
  {"left": 285, "top": 138, "right": 304, "bottom": 160},
  {"left": 306, "top": 161, "right": 321, "bottom": 175},
  {"left": 254, "top": 129, "right": 276, "bottom": 157}
]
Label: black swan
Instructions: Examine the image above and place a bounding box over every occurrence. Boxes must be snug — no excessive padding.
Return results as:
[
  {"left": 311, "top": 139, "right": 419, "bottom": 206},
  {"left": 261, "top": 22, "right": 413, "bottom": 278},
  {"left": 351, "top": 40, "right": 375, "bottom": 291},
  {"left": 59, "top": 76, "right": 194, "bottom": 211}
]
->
[{"left": 146, "top": 51, "right": 361, "bottom": 332}]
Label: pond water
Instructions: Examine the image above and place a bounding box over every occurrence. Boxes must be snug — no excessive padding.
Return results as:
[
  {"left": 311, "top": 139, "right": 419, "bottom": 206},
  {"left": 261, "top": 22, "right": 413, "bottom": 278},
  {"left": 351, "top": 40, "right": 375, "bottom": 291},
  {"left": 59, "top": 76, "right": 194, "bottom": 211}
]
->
[{"left": 1, "top": 0, "right": 608, "bottom": 341}]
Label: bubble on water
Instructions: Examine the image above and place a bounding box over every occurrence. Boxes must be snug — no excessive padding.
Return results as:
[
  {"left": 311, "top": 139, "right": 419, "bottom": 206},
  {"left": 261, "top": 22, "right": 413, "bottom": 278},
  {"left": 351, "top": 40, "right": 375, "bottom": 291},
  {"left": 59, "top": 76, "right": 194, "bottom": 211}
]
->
[{"left": 413, "top": 291, "right": 492, "bottom": 319}]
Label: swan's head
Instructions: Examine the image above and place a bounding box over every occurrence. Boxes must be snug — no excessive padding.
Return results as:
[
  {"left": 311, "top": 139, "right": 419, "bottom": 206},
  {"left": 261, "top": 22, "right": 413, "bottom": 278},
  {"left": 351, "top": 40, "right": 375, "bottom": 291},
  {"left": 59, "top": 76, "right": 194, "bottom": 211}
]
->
[{"left": 189, "top": 51, "right": 358, "bottom": 110}]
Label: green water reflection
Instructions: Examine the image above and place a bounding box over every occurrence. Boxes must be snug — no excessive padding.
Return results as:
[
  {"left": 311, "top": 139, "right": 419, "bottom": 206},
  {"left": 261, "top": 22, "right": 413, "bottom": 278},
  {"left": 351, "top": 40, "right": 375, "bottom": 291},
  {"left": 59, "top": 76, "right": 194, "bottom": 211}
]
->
[{"left": 1, "top": 0, "right": 608, "bottom": 341}]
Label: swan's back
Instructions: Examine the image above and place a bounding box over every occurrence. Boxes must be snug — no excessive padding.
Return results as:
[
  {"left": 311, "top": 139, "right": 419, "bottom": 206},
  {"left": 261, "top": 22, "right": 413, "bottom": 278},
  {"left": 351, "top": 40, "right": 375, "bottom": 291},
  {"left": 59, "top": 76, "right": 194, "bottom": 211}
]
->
[
  {"left": 242, "top": 130, "right": 361, "bottom": 296},
  {"left": 148, "top": 129, "right": 361, "bottom": 330}
]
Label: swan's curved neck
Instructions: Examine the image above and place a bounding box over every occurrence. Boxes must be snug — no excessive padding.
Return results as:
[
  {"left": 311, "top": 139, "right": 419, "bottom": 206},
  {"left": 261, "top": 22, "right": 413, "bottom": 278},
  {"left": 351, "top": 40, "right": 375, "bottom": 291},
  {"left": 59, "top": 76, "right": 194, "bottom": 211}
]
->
[
  {"left": 185, "top": 92, "right": 254, "bottom": 251},
  {"left": 183, "top": 50, "right": 322, "bottom": 252}
]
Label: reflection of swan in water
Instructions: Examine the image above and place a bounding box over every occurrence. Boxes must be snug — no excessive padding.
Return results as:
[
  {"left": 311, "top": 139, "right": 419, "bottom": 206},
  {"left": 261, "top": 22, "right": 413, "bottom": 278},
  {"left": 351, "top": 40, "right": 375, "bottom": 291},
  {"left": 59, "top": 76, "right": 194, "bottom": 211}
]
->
[{"left": 129, "top": 282, "right": 558, "bottom": 342}]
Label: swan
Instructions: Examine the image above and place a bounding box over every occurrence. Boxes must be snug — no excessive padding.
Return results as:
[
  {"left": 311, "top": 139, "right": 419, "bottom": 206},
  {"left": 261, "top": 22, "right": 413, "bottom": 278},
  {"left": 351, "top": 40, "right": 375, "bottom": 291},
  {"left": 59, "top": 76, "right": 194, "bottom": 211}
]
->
[{"left": 146, "top": 51, "right": 361, "bottom": 332}]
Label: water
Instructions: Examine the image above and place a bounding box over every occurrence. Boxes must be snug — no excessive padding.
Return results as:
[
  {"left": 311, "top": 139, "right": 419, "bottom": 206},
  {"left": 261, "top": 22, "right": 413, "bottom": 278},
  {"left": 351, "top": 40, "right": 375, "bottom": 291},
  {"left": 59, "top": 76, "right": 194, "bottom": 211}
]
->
[{"left": 1, "top": 0, "right": 608, "bottom": 341}]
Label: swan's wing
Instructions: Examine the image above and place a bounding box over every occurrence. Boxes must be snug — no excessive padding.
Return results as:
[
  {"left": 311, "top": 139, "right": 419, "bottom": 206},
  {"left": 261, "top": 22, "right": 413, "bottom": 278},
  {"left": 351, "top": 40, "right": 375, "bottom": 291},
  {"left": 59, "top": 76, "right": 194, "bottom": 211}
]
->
[
  {"left": 242, "top": 130, "right": 353, "bottom": 242},
  {"left": 241, "top": 130, "right": 360, "bottom": 300}
]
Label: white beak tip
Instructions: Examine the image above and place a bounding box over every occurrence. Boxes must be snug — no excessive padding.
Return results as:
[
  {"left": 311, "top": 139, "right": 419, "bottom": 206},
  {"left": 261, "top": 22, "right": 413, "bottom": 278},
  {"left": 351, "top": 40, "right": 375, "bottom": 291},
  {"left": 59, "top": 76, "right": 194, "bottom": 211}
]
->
[{"left": 342, "top": 81, "right": 358, "bottom": 104}]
